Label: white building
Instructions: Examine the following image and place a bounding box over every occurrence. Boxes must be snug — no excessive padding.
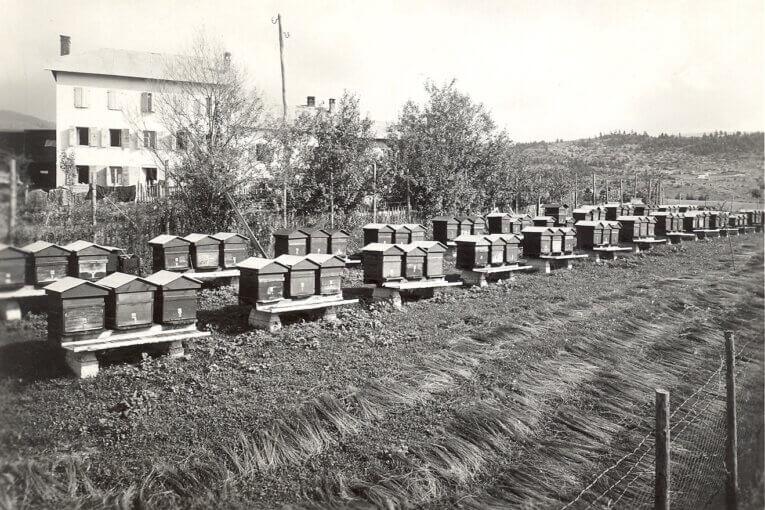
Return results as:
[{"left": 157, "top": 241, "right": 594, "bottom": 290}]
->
[{"left": 47, "top": 36, "right": 183, "bottom": 189}]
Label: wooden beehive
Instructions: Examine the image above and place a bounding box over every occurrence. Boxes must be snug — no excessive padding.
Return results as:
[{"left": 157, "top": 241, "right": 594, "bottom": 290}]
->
[
  {"left": 100, "top": 245, "right": 125, "bottom": 274},
  {"left": 454, "top": 235, "right": 490, "bottom": 269},
  {"left": 432, "top": 217, "right": 459, "bottom": 244},
  {"left": 403, "top": 224, "right": 427, "bottom": 243},
  {"left": 542, "top": 204, "right": 569, "bottom": 226},
  {"left": 533, "top": 216, "right": 555, "bottom": 227},
  {"left": 300, "top": 228, "right": 330, "bottom": 254},
  {"left": 456, "top": 217, "right": 475, "bottom": 236},
  {"left": 274, "top": 255, "right": 320, "bottom": 298},
  {"left": 484, "top": 235, "right": 507, "bottom": 266},
  {"left": 363, "top": 224, "right": 395, "bottom": 245},
  {"left": 149, "top": 235, "right": 191, "bottom": 272},
  {"left": 273, "top": 229, "right": 308, "bottom": 256},
  {"left": 183, "top": 233, "right": 221, "bottom": 270},
  {"left": 486, "top": 213, "right": 511, "bottom": 234},
  {"left": 237, "top": 257, "right": 289, "bottom": 303},
  {"left": 602, "top": 221, "right": 622, "bottom": 245},
  {"left": 650, "top": 213, "right": 673, "bottom": 236},
  {"left": 604, "top": 203, "right": 634, "bottom": 221},
  {"left": 499, "top": 234, "right": 522, "bottom": 264},
  {"left": 97, "top": 272, "right": 158, "bottom": 330},
  {"left": 471, "top": 216, "right": 487, "bottom": 235},
  {"left": 412, "top": 241, "right": 446, "bottom": 278},
  {"left": 23, "top": 241, "right": 71, "bottom": 286},
  {"left": 681, "top": 212, "right": 703, "bottom": 232},
  {"left": 697, "top": 211, "right": 711, "bottom": 229},
  {"left": 559, "top": 227, "right": 576, "bottom": 253},
  {"left": 212, "top": 232, "right": 249, "bottom": 268},
  {"left": 63, "top": 240, "right": 111, "bottom": 281},
  {"left": 508, "top": 214, "right": 531, "bottom": 234},
  {"left": 323, "top": 229, "right": 351, "bottom": 257},
  {"left": 0, "top": 244, "right": 28, "bottom": 290},
  {"left": 392, "top": 225, "right": 410, "bottom": 244},
  {"left": 44, "top": 276, "right": 109, "bottom": 340},
  {"left": 144, "top": 270, "right": 202, "bottom": 325},
  {"left": 305, "top": 254, "right": 345, "bottom": 295},
  {"left": 362, "top": 243, "right": 405, "bottom": 284},
  {"left": 401, "top": 244, "right": 427, "bottom": 280},
  {"left": 118, "top": 253, "right": 141, "bottom": 275},
  {"left": 646, "top": 216, "right": 657, "bottom": 238},
  {"left": 617, "top": 216, "right": 643, "bottom": 242},
  {"left": 521, "top": 227, "right": 556, "bottom": 257},
  {"left": 574, "top": 221, "right": 604, "bottom": 250}
]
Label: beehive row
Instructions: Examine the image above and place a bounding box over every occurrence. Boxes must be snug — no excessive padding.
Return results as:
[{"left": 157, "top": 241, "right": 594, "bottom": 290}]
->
[
  {"left": 44, "top": 270, "right": 201, "bottom": 341},
  {"left": 484, "top": 213, "right": 534, "bottom": 234},
  {"left": 0, "top": 240, "right": 139, "bottom": 291},
  {"left": 453, "top": 234, "right": 523, "bottom": 269},
  {"left": 149, "top": 232, "right": 248, "bottom": 272},
  {"left": 238, "top": 253, "right": 346, "bottom": 303},
  {"left": 361, "top": 224, "right": 427, "bottom": 246},
  {"left": 272, "top": 228, "right": 350, "bottom": 257},
  {"left": 431, "top": 216, "right": 487, "bottom": 243},
  {"left": 361, "top": 242, "right": 447, "bottom": 284}
]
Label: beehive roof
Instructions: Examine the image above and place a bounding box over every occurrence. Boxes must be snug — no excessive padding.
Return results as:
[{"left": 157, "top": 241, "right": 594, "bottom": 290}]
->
[
  {"left": 361, "top": 243, "right": 405, "bottom": 254},
  {"left": 0, "top": 244, "right": 27, "bottom": 256},
  {"left": 237, "top": 257, "right": 288, "bottom": 271},
  {"left": 144, "top": 269, "right": 202, "bottom": 285},
  {"left": 211, "top": 232, "right": 248, "bottom": 242},
  {"left": 616, "top": 215, "right": 643, "bottom": 221},
  {"left": 304, "top": 253, "right": 345, "bottom": 265},
  {"left": 97, "top": 272, "right": 157, "bottom": 290},
  {"left": 454, "top": 234, "right": 489, "bottom": 245},
  {"left": 274, "top": 254, "right": 320, "bottom": 269},
  {"left": 533, "top": 216, "right": 554, "bottom": 221},
  {"left": 574, "top": 221, "right": 602, "bottom": 227},
  {"left": 485, "top": 212, "right": 509, "bottom": 218},
  {"left": 149, "top": 234, "right": 189, "bottom": 246},
  {"left": 63, "top": 240, "right": 96, "bottom": 251},
  {"left": 521, "top": 226, "right": 554, "bottom": 233},
  {"left": 362, "top": 223, "right": 387, "bottom": 229},
  {"left": 412, "top": 240, "right": 447, "bottom": 252},
  {"left": 44, "top": 276, "right": 108, "bottom": 295},
  {"left": 183, "top": 233, "right": 215, "bottom": 243}
]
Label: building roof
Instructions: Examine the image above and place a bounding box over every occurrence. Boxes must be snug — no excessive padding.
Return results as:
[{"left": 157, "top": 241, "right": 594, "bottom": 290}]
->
[{"left": 47, "top": 48, "right": 197, "bottom": 82}]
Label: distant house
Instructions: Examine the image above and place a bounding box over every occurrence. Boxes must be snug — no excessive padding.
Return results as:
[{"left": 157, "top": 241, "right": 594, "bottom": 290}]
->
[{"left": 47, "top": 35, "right": 189, "bottom": 189}]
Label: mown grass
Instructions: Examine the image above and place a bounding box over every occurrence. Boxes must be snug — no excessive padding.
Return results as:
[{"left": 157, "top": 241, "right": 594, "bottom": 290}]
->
[{"left": 0, "top": 235, "right": 763, "bottom": 509}]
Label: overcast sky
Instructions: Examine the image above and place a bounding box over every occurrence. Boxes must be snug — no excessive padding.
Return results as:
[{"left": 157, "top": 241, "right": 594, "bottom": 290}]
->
[{"left": 1, "top": 0, "right": 762, "bottom": 141}]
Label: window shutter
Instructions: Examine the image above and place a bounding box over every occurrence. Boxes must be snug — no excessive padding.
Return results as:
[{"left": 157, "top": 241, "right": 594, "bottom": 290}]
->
[
  {"left": 89, "top": 127, "right": 99, "bottom": 147},
  {"left": 68, "top": 127, "right": 77, "bottom": 147},
  {"left": 82, "top": 89, "right": 89, "bottom": 108},
  {"left": 74, "top": 87, "right": 82, "bottom": 108},
  {"left": 107, "top": 90, "right": 114, "bottom": 110},
  {"left": 140, "top": 93, "right": 148, "bottom": 113},
  {"left": 121, "top": 129, "right": 130, "bottom": 148},
  {"left": 101, "top": 129, "right": 109, "bottom": 147}
]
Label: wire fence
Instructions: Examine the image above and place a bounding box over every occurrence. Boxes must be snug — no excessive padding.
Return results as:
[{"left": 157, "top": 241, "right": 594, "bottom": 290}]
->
[{"left": 562, "top": 339, "right": 757, "bottom": 509}]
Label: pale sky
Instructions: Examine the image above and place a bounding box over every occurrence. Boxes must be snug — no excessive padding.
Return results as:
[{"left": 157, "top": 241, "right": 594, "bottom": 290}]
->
[{"left": 1, "top": 0, "right": 763, "bottom": 141}]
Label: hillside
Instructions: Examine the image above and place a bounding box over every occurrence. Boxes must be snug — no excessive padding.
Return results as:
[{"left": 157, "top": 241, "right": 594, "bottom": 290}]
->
[
  {"left": 518, "top": 132, "right": 764, "bottom": 203},
  {"left": 0, "top": 109, "right": 55, "bottom": 131}
]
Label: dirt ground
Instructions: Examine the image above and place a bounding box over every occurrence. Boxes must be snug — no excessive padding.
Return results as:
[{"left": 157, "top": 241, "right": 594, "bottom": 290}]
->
[{"left": 0, "top": 234, "right": 763, "bottom": 509}]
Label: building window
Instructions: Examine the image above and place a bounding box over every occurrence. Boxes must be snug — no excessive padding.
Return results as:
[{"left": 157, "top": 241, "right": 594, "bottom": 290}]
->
[
  {"left": 143, "top": 131, "right": 157, "bottom": 149},
  {"left": 143, "top": 167, "right": 157, "bottom": 184},
  {"left": 76, "top": 165, "right": 90, "bottom": 184},
  {"left": 77, "top": 127, "right": 89, "bottom": 146},
  {"left": 141, "top": 92, "right": 154, "bottom": 113},
  {"left": 109, "top": 129, "right": 122, "bottom": 147},
  {"left": 109, "top": 166, "right": 123, "bottom": 186},
  {"left": 107, "top": 90, "right": 120, "bottom": 110},
  {"left": 74, "top": 87, "right": 88, "bottom": 108}
]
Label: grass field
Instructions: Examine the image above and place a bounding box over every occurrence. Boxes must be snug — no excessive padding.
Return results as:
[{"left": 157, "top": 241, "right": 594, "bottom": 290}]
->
[{"left": 1, "top": 234, "right": 763, "bottom": 509}]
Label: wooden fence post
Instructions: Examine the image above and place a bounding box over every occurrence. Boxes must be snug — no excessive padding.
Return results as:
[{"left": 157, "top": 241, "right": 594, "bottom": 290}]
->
[
  {"left": 7, "top": 159, "right": 17, "bottom": 243},
  {"left": 725, "top": 331, "right": 739, "bottom": 510},
  {"left": 90, "top": 169, "right": 97, "bottom": 243},
  {"left": 655, "top": 389, "right": 670, "bottom": 510}
]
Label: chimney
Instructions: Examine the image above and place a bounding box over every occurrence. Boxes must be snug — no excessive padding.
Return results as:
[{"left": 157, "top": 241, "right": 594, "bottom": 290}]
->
[
  {"left": 60, "top": 35, "right": 71, "bottom": 56},
  {"left": 328, "top": 98, "right": 335, "bottom": 113},
  {"left": 223, "top": 52, "right": 231, "bottom": 70},
  {"left": 307, "top": 96, "right": 315, "bottom": 107}
]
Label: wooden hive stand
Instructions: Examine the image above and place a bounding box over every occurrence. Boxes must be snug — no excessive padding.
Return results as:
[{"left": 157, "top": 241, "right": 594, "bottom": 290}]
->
[
  {"left": 59, "top": 323, "right": 210, "bottom": 378},
  {"left": 363, "top": 278, "right": 462, "bottom": 310},
  {"left": 245, "top": 293, "right": 359, "bottom": 332},
  {"left": 664, "top": 232, "right": 697, "bottom": 244},
  {"left": 527, "top": 253, "right": 589, "bottom": 274},
  {"left": 183, "top": 268, "right": 240, "bottom": 289},
  {"left": 719, "top": 227, "right": 739, "bottom": 237},
  {"left": 693, "top": 229, "right": 721, "bottom": 240},
  {"left": 589, "top": 245, "right": 633, "bottom": 262},
  {"left": 460, "top": 263, "right": 533, "bottom": 287},
  {"left": 626, "top": 238, "right": 668, "bottom": 253}
]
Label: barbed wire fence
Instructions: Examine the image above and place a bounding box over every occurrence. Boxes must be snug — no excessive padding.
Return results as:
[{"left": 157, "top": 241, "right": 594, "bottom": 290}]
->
[{"left": 562, "top": 332, "right": 760, "bottom": 509}]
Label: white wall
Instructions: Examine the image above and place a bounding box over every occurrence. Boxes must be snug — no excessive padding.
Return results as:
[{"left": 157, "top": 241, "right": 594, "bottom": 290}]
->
[{"left": 54, "top": 72, "right": 178, "bottom": 187}]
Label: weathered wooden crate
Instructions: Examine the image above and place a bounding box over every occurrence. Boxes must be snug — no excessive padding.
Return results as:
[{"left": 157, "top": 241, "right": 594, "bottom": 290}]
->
[
  {"left": 574, "top": 221, "right": 605, "bottom": 250},
  {"left": 363, "top": 224, "right": 396, "bottom": 245},
  {"left": 432, "top": 217, "right": 459, "bottom": 244},
  {"left": 98, "top": 272, "right": 158, "bottom": 331},
  {"left": 455, "top": 235, "right": 490, "bottom": 269},
  {"left": 149, "top": 235, "right": 191, "bottom": 272},
  {"left": 273, "top": 229, "right": 309, "bottom": 256},
  {"left": 412, "top": 241, "right": 447, "bottom": 278},
  {"left": 300, "top": 228, "right": 330, "bottom": 254},
  {"left": 23, "top": 241, "right": 71, "bottom": 286},
  {"left": 237, "top": 257, "right": 288, "bottom": 304},
  {"left": 45, "top": 276, "right": 109, "bottom": 341},
  {"left": 144, "top": 270, "right": 202, "bottom": 325},
  {"left": 401, "top": 244, "right": 427, "bottom": 279},
  {"left": 183, "top": 233, "right": 221, "bottom": 270},
  {"left": 274, "top": 255, "right": 320, "bottom": 298},
  {"left": 0, "top": 244, "right": 28, "bottom": 290},
  {"left": 533, "top": 216, "right": 555, "bottom": 227},
  {"left": 483, "top": 234, "right": 507, "bottom": 266},
  {"left": 323, "top": 229, "right": 351, "bottom": 257},
  {"left": 305, "top": 254, "right": 345, "bottom": 295},
  {"left": 64, "top": 240, "right": 111, "bottom": 281},
  {"left": 362, "top": 243, "right": 405, "bottom": 284},
  {"left": 212, "top": 232, "right": 249, "bottom": 269}
]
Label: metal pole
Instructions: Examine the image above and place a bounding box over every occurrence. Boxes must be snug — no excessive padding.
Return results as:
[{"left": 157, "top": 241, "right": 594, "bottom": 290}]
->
[
  {"left": 725, "top": 331, "right": 739, "bottom": 510},
  {"left": 655, "top": 389, "right": 670, "bottom": 510},
  {"left": 8, "top": 159, "right": 16, "bottom": 243}
]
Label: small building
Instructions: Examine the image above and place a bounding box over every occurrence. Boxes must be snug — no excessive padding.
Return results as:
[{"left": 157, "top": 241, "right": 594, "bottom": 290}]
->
[
  {"left": 322, "top": 229, "right": 351, "bottom": 257},
  {"left": 362, "top": 224, "right": 396, "bottom": 245},
  {"left": 400, "top": 244, "right": 427, "bottom": 280},
  {"left": 300, "top": 228, "right": 330, "bottom": 254}
]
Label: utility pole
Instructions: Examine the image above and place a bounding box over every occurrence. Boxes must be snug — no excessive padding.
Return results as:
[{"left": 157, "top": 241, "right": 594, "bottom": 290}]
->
[
  {"left": 7, "top": 159, "right": 16, "bottom": 243},
  {"left": 592, "top": 172, "right": 596, "bottom": 205},
  {"left": 655, "top": 389, "right": 670, "bottom": 510},
  {"left": 574, "top": 173, "right": 578, "bottom": 209},
  {"left": 515, "top": 173, "right": 520, "bottom": 212},
  {"left": 634, "top": 170, "right": 638, "bottom": 199},
  {"left": 372, "top": 160, "right": 378, "bottom": 223},
  {"left": 605, "top": 179, "right": 609, "bottom": 203},
  {"left": 619, "top": 179, "right": 624, "bottom": 203},
  {"left": 725, "top": 331, "right": 739, "bottom": 510},
  {"left": 274, "top": 13, "right": 289, "bottom": 227}
]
